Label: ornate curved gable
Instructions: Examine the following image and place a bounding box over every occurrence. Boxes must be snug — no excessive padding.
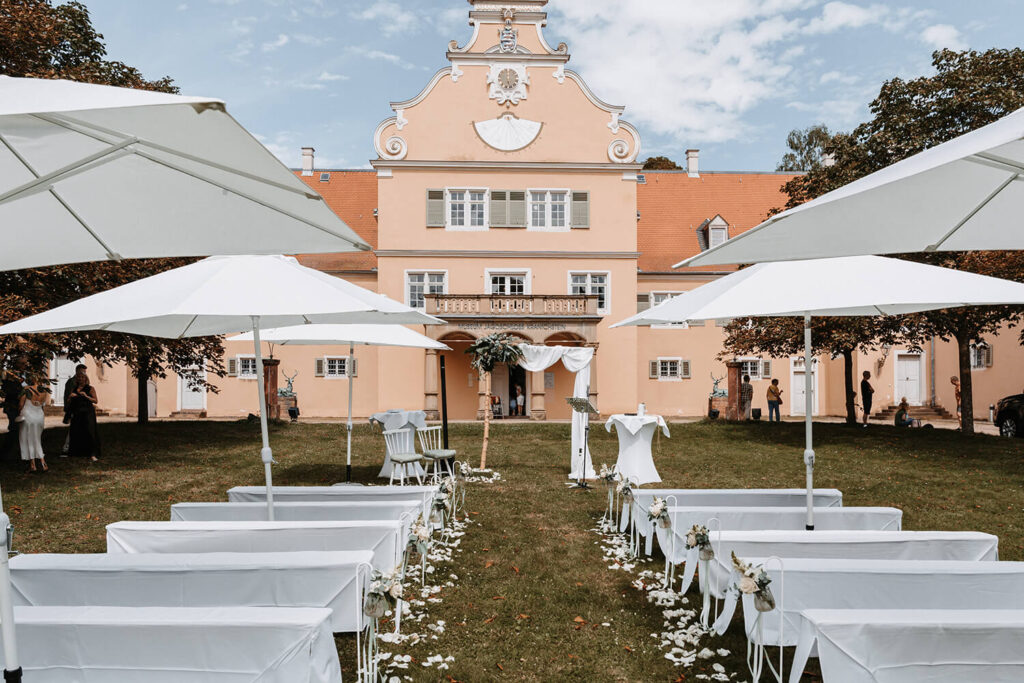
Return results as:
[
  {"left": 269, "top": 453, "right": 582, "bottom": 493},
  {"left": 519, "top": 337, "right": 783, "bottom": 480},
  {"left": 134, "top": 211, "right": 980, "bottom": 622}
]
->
[{"left": 374, "top": 0, "right": 641, "bottom": 167}]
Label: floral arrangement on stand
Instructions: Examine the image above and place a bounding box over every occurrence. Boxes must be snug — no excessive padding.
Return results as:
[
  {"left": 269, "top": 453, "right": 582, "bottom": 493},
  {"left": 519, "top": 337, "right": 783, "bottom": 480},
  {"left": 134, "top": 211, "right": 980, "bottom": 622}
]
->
[
  {"left": 616, "top": 477, "right": 636, "bottom": 502},
  {"left": 360, "top": 568, "right": 404, "bottom": 683},
  {"left": 407, "top": 518, "right": 432, "bottom": 583},
  {"left": 431, "top": 480, "right": 454, "bottom": 528},
  {"left": 686, "top": 525, "right": 714, "bottom": 561},
  {"left": 599, "top": 463, "right": 621, "bottom": 529},
  {"left": 731, "top": 552, "right": 775, "bottom": 612},
  {"left": 647, "top": 496, "right": 672, "bottom": 529}
]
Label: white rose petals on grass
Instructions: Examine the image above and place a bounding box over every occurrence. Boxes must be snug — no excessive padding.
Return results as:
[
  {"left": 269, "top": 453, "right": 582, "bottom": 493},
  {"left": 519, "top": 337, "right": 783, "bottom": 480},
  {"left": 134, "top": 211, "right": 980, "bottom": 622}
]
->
[
  {"left": 376, "top": 470, "right": 496, "bottom": 679},
  {"left": 592, "top": 521, "right": 739, "bottom": 679}
]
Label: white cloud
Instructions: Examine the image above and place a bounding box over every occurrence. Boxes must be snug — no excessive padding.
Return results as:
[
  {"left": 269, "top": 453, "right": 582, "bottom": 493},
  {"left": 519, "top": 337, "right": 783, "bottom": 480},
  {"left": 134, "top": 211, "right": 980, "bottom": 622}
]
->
[
  {"left": 352, "top": 1, "right": 421, "bottom": 37},
  {"left": 292, "top": 34, "right": 331, "bottom": 47},
  {"left": 819, "top": 70, "right": 860, "bottom": 85},
  {"left": 176, "top": 3, "right": 189, "bottom": 10},
  {"left": 345, "top": 46, "right": 420, "bottom": 71},
  {"left": 804, "top": 2, "right": 884, "bottom": 34},
  {"left": 261, "top": 34, "right": 290, "bottom": 52},
  {"left": 317, "top": 71, "right": 349, "bottom": 82},
  {"left": 920, "top": 24, "right": 967, "bottom": 51},
  {"left": 254, "top": 131, "right": 348, "bottom": 169}
]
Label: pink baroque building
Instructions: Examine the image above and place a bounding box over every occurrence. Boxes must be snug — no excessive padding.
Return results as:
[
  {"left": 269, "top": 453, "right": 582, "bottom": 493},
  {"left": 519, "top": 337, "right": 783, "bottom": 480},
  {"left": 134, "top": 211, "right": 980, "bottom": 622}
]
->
[{"left": 59, "top": 0, "right": 1023, "bottom": 424}]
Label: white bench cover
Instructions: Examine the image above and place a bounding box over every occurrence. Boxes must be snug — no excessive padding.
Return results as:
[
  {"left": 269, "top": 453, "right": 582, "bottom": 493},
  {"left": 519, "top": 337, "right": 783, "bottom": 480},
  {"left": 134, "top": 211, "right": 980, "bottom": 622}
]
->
[
  {"left": 655, "top": 506, "right": 903, "bottom": 562},
  {"left": 0, "top": 605, "right": 342, "bottom": 682},
  {"left": 229, "top": 485, "right": 436, "bottom": 520},
  {"left": 107, "top": 520, "right": 403, "bottom": 573},
  {"left": 172, "top": 500, "right": 423, "bottom": 537},
  {"left": 796, "top": 609, "right": 1024, "bottom": 683},
  {"left": 10, "top": 551, "right": 372, "bottom": 633}
]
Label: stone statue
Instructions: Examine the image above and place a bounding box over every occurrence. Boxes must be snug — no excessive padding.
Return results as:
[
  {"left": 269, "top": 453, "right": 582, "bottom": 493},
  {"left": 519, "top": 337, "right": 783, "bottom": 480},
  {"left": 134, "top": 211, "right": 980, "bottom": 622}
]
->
[
  {"left": 710, "top": 372, "right": 728, "bottom": 398},
  {"left": 279, "top": 370, "right": 298, "bottom": 398}
]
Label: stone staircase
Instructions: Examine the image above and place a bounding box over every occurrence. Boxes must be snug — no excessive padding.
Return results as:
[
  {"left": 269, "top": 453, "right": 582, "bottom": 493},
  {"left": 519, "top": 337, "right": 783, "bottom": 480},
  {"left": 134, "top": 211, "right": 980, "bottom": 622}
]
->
[{"left": 871, "top": 403, "right": 956, "bottom": 422}]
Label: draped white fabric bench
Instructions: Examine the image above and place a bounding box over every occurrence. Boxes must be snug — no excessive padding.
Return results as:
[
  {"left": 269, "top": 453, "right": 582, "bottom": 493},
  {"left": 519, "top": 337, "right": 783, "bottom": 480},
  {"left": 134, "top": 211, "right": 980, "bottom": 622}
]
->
[
  {"left": 228, "top": 485, "right": 437, "bottom": 520},
  {"left": 10, "top": 551, "right": 373, "bottom": 633},
  {"left": 796, "top": 609, "right": 1024, "bottom": 683},
  {"left": 655, "top": 506, "right": 903, "bottom": 563},
  {"left": 0, "top": 605, "right": 342, "bottom": 682},
  {"left": 172, "top": 500, "right": 423, "bottom": 538},
  {"left": 106, "top": 520, "right": 404, "bottom": 574}
]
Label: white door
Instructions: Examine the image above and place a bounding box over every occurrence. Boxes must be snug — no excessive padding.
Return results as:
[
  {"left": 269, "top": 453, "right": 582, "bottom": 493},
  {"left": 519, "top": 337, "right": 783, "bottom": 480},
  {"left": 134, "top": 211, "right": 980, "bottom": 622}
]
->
[
  {"left": 790, "top": 358, "right": 818, "bottom": 417},
  {"left": 178, "top": 368, "right": 206, "bottom": 411},
  {"left": 147, "top": 381, "right": 158, "bottom": 418},
  {"left": 896, "top": 354, "right": 922, "bottom": 406},
  {"left": 50, "top": 356, "right": 79, "bottom": 407}
]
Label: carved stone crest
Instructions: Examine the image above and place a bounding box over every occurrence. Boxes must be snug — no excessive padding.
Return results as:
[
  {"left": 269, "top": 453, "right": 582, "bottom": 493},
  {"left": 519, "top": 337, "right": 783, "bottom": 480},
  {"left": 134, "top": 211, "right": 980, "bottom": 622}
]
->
[{"left": 499, "top": 12, "right": 518, "bottom": 53}]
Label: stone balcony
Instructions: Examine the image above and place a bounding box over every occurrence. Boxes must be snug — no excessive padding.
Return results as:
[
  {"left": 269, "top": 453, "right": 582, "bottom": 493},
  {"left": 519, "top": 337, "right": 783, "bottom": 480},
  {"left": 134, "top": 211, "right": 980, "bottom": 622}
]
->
[{"left": 426, "top": 294, "right": 601, "bottom": 319}]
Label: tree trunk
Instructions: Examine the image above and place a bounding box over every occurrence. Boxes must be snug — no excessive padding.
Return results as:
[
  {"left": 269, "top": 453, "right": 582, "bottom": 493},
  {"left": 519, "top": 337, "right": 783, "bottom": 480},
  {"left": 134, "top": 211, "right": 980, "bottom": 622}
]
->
[
  {"left": 479, "top": 370, "right": 491, "bottom": 470},
  {"left": 842, "top": 348, "right": 857, "bottom": 425},
  {"left": 137, "top": 371, "right": 150, "bottom": 425},
  {"left": 956, "top": 334, "right": 974, "bottom": 435}
]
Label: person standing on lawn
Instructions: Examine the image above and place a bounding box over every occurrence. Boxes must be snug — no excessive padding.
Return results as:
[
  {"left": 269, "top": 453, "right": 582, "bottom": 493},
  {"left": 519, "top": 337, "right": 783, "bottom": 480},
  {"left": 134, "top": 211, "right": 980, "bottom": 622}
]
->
[
  {"left": 766, "top": 379, "right": 783, "bottom": 422},
  {"left": 67, "top": 371, "right": 100, "bottom": 461},
  {"left": 1, "top": 355, "right": 27, "bottom": 460},
  {"left": 18, "top": 376, "right": 49, "bottom": 472},
  {"left": 61, "top": 363, "right": 88, "bottom": 456},
  {"left": 861, "top": 371, "right": 874, "bottom": 427},
  {"left": 740, "top": 374, "right": 754, "bottom": 420},
  {"left": 950, "top": 376, "right": 962, "bottom": 430}
]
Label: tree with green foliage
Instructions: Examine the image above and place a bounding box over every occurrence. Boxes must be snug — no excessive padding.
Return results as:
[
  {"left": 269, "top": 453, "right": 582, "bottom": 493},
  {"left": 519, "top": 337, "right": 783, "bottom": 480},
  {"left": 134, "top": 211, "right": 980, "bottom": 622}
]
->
[
  {"left": 776, "top": 124, "right": 833, "bottom": 172},
  {"left": 466, "top": 334, "right": 524, "bottom": 469},
  {"left": 642, "top": 156, "right": 682, "bottom": 170},
  {"left": 0, "top": 0, "right": 223, "bottom": 425},
  {"left": 774, "top": 48, "right": 1024, "bottom": 434}
]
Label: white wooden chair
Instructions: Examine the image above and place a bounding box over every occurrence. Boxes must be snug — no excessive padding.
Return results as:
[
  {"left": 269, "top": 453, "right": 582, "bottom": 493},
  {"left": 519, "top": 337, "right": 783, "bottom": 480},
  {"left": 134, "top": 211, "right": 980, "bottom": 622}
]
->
[
  {"left": 416, "top": 426, "right": 457, "bottom": 483},
  {"left": 382, "top": 429, "right": 424, "bottom": 486}
]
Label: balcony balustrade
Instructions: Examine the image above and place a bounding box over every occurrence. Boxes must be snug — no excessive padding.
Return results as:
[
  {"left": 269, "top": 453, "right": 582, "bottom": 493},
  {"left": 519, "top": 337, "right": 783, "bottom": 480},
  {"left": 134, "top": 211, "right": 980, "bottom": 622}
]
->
[{"left": 426, "top": 294, "right": 600, "bottom": 318}]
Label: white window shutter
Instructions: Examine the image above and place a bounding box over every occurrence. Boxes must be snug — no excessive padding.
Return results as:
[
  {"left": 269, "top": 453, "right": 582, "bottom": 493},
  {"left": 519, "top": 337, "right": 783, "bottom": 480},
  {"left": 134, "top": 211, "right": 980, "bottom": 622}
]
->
[
  {"left": 315, "top": 358, "right": 325, "bottom": 377},
  {"left": 984, "top": 345, "right": 994, "bottom": 368},
  {"left": 426, "top": 190, "right": 445, "bottom": 227},
  {"left": 227, "top": 358, "right": 238, "bottom": 377},
  {"left": 490, "top": 190, "right": 508, "bottom": 227},
  {"left": 637, "top": 295, "right": 650, "bottom": 313},
  {"left": 570, "top": 191, "right": 590, "bottom": 228},
  {"left": 508, "top": 191, "right": 527, "bottom": 228},
  {"left": 681, "top": 360, "right": 692, "bottom": 379},
  {"left": 649, "top": 361, "right": 658, "bottom": 379},
  {"left": 761, "top": 360, "right": 772, "bottom": 379},
  {"left": 349, "top": 358, "right": 358, "bottom": 377}
]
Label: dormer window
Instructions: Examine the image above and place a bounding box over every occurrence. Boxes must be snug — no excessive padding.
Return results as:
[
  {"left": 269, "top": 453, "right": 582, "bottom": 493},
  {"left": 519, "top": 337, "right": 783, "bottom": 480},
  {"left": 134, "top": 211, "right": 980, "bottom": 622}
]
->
[{"left": 698, "top": 215, "right": 731, "bottom": 251}]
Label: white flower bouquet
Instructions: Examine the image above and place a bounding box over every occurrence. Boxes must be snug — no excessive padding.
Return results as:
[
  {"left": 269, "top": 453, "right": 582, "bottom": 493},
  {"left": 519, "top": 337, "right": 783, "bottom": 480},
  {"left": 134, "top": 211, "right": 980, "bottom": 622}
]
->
[
  {"left": 364, "top": 569, "right": 404, "bottom": 619},
  {"left": 616, "top": 477, "right": 636, "bottom": 502},
  {"left": 647, "top": 496, "right": 672, "bottom": 529},
  {"left": 599, "top": 463, "right": 620, "bottom": 486},
  {"left": 685, "top": 524, "right": 714, "bottom": 561},
  {"left": 731, "top": 552, "right": 775, "bottom": 612},
  {"left": 408, "top": 518, "right": 431, "bottom": 556}
]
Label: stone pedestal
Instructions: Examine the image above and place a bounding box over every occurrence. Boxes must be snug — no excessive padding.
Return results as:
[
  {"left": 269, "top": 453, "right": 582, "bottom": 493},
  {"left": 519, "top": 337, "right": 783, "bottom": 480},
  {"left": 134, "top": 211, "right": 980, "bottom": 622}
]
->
[
  {"left": 262, "top": 358, "right": 281, "bottom": 420},
  {"left": 725, "top": 361, "right": 743, "bottom": 421},
  {"left": 708, "top": 396, "right": 728, "bottom": 418},
  {"left": 279, "top": 395, "right": 298, "bottom": 421}
]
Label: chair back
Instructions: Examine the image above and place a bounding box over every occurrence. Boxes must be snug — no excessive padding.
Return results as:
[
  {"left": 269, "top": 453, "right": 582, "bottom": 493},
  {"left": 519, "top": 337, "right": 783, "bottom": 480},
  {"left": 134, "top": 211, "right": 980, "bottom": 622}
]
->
[
  {"left": 382, "top": 428, "right": 416, "bottom": 456},
  {"left": 417, "top": 425, "right": 443, "bottom": 453}
]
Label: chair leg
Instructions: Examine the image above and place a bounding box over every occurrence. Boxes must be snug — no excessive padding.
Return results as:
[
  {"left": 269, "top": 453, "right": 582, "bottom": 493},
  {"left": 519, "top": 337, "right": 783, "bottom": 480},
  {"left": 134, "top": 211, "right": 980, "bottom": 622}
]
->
[
  {"left": 414, "top": 463, "right": 423, "bottom": 486},
  {"left": 389, "top": 462, "right": 395, "bottom": 486}
]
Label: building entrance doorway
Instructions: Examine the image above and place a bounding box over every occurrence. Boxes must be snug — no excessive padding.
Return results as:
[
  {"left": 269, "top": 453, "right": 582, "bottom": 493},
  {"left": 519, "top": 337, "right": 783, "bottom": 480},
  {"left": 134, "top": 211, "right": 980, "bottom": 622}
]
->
[{"left": 490, "top": 363, "right": 528, "bottom": 418}]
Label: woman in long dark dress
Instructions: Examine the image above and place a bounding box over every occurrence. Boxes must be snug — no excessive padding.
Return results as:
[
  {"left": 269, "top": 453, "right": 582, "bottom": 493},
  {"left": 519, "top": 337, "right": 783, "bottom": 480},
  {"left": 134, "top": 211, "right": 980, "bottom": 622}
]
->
[{"left": 67, "top": 375, "right": 100, "bottom": 461}]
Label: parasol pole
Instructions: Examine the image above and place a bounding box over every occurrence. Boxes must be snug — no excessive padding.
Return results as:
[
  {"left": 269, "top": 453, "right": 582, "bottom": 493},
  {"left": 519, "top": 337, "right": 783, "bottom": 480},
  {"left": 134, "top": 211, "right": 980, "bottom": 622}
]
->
[
  {"left": 346, "top": 342, "right": 354, "bottom": 482},
  {"left": 803, "top": 314, "right": 815, "bottom": 530},
  {"left": 252, "top": 317, "right": 275, "bottom": 521}
]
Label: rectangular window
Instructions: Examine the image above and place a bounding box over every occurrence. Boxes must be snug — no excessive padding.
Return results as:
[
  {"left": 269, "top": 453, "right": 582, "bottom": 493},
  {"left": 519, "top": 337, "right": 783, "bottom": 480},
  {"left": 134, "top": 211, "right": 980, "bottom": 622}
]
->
[
  {"left": 490, "top": 273, "right": 527, "bottom": 296},
  {"left": 550, "top": 192, "right": 567, "bottom": 228},
  {"left": 739, "top": 358, "right": 767, "bottom": 380},
  {"left": 970, "top": 343, "right": 993, "bottom": 369},
  {"left": 710, "top": 226, "right": 729, "bottom": 248},
  {"left": 649, "top": 291, "right": 689, "bottom": 329},
  {"left": 570, "top": 272, "right": 609, "bottom": 314},
  {"left": 325, "top": 357, "right": 348, "bottom": 378},
  {"left": 660, "top": 359, "right": 680, "bottom": 379},
  {"left": 470, "top": 191, "right": 486, "bottom": 227},
  {"left": 530, "top": 191, "right": 547, "bottom": 228},
  {"left": 446, "top": 189, "right": 487, "bottom": 230},
  {"left": 648, "top": 359, "right": 690, "bottom": 380},
  {"left": 449, "top": 190, "right": 466, "bottom": 227},
  {"left": 237, "top": 355, "right": 258, "bottom": 380},
  {"left": 406, "top": 271, "right": 447, "bottom": 310},
  {"left": 528, "top": 189, "right": 572, "bottom": 230}
]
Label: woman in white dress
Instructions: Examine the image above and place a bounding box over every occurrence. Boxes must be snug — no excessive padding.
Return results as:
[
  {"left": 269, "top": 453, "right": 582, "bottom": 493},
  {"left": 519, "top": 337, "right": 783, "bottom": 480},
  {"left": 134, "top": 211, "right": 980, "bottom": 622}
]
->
[{"left": 18, "top": 379, "right": 48, "bottom": 472}]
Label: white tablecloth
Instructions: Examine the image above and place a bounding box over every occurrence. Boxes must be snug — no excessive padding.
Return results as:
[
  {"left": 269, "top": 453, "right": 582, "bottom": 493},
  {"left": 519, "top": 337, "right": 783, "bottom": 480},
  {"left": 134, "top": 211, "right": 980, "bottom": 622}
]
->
[
  {"left": 626, "top": 488, "right": 844, "bottom": 550},
  {"left": 10, "top": 551, "right": 373, "bottom": 633},
  {"left": 726, "top": 558, "right": 1024, "bottom": 652},
  {"left": 0, "top": 605, "right": 342, "bottom": 682},
  {"left": 107, "top": 520, "right": 404, "bottom": 573},
  {"left": 705, "top": 530, "right": 999, "bottom": 599},
  {"left": 605, "top": 414, "right": 668, "bottom": 485},
  {"left": 173, "top": 500, "right": 424, "bottom": 537},
  {"left": 798, "top": 609, "right": 1024, "bottom": 683},
  {"left": 228, "top": 485, "right": 436, "bottom": 521},
  {"left": 370, "top": 409, "right": 428, "bottom": 478},
  {"left": 655, "top": 506, "right": 903, "bottom": 562}
]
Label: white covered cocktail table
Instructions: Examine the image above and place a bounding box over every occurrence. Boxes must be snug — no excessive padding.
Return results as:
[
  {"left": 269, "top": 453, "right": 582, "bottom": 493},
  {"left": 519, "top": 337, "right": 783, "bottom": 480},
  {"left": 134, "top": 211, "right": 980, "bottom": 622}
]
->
[
  {"left": 0, "top": 605, "right": 342, "bottom": 682},
  {"left": 704, "top": 530, "right": 999, "bottom": 599},
  {"left": 370, "top": 409, "right": 428, "bottom": 478},
  {"left": 655, "top": 506, "right": 903, "bottom": 563},
  {"left": 107, "top": 520, "right": 403, "bottom": 573},
  {"left": 605, "top": 414, "right": 669, "bottom": 485},
  {"left": 10, "top": 551, "right": 373, "bottom": 632},
  {"left": 795, "top": 609, "right": 1024, "bottom": 683}
]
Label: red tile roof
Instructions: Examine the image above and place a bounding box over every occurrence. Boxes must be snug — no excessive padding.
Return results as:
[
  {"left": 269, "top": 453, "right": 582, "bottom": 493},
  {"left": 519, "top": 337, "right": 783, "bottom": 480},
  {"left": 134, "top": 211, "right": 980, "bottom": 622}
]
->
[
  {"left": 294, "top": 170, "right": 378, "bottom": 273},
  {"left": 637, "top": 171, "right": 798, "bottom": 273}
]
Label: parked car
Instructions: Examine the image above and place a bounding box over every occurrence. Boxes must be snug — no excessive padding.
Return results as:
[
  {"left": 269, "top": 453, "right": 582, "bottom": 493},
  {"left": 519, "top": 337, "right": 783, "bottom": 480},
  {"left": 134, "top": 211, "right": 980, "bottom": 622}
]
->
[{"left": 995, "top": 393, "right": 1024, "bottom": 437}]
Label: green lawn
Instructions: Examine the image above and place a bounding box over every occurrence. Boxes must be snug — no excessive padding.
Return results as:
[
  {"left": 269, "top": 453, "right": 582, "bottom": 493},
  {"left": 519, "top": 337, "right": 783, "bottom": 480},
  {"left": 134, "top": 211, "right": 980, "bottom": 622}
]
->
[{"left": 2, "top": 419, "right": 1022, "bottom": 681}]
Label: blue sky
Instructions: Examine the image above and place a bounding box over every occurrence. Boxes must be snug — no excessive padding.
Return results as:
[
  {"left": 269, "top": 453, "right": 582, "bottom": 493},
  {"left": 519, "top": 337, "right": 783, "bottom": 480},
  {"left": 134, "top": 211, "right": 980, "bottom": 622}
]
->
[{"left": 84, "top": 0, "right": 1023, "bottom": 171}]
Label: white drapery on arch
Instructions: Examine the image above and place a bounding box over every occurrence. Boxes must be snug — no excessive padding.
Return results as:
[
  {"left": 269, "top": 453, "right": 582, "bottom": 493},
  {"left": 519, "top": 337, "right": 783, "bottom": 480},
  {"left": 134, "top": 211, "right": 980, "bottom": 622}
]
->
[{"left": 517, "top": 344, "right": 597, "bottom": 480}]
